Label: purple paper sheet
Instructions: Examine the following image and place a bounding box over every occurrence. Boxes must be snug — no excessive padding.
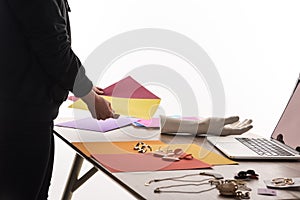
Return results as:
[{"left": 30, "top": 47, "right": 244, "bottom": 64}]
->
[{"left": 55, "top": 117, "right": 137, "bottom": 132}]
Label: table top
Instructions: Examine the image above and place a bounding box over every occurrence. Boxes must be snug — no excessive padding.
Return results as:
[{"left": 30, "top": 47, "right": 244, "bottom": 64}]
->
[{"left": 54, "top": 119, "right": 300, "bottom": 200}]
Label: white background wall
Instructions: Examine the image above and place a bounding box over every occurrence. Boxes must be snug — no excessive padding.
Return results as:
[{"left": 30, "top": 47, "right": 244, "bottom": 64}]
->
[{"left": 49, "top": 0, "right": 300, "bottom": 199}]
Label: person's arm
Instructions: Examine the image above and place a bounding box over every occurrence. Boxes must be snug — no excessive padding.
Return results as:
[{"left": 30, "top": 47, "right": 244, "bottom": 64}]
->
[
  {"left": 6, "top": 0, "right": 114, "bottom": 120},
  {"left": 6, "top": 0, "right": 91, "bottom": 97}
]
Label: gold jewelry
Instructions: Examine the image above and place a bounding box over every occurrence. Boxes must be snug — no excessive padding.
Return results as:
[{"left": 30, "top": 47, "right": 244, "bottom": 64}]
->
[
  {"left": 145, "top": 172, "right": 223, "bottom": 186},
  {"left": 215, "top": 180, "right": 251, "bottom": 199},
  {"left": 271, "top": 178, "right": 294, "bottom": 186},
  {"left": 154, "top": 181, "right": 216, "bottom": 194},
  {"left": 153, "top": 179, "right": 251, "bottom": 199}
]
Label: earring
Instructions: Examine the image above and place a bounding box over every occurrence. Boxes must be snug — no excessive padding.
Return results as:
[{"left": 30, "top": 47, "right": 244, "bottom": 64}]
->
[{"left": 133, "top": 142, "right": 152, "bottom": 153}]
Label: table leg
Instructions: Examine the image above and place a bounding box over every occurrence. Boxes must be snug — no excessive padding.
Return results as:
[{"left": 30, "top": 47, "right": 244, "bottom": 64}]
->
[{"left": 61, "top": 153, "right": 98, "bottom": 200}]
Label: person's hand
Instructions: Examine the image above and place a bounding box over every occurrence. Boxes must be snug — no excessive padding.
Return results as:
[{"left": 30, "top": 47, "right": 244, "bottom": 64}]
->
[
  {"left": 81, "top": 88, "right": 114, "bottom": 120},
  {"left": 160, "top": 115, "right": 253, "bottom": 136},
  {"left": 92, "top": 86, "right": 104, "bottom": 95}
]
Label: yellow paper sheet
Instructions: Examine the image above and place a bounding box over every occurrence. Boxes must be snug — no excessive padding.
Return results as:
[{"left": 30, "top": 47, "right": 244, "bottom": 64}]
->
[
  {"left": 72, "top": 141, "right": 237, "bottom": 165},
  {"left": 69, "top": 96, "right": 161, "bottom": 119},
  {"left": 150, "top": 144, "right": 238, "bottom": 165},
  {"left": 72, "top": 140, "right": 166, "bottom": 157}
]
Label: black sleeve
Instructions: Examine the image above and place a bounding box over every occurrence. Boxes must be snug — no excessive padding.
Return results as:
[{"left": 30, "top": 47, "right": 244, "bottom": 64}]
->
[{"left": 6, "top": 0, "right": 92, "bottom": 97}]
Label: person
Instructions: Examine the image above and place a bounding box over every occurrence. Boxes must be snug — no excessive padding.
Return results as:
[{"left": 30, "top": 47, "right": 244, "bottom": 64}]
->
[{"left": 0, "top": 0, "right": 113, "bottom": 199}]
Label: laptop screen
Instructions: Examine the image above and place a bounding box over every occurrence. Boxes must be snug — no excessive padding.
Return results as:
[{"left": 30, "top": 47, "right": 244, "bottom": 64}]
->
[{"left": 272, "top": 80, "right": 300, "bottom": 152}]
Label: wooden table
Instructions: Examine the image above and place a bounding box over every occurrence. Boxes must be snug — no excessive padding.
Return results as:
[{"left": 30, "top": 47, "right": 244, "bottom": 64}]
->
[{"left": 54, "top": 121, "right": 300, "bottom": 200}]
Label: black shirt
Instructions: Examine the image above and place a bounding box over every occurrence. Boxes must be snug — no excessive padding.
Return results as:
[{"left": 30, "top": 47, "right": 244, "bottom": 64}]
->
[{"left": 0, "top": 0, "right": 92, "bottom": 121}]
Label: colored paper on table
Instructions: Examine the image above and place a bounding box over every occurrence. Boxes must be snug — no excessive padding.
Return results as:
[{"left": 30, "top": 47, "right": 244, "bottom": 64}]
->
[
  {"left": 132, "top": 122, "right": 145, "bottom": 127},
  {"left": 69, "top": 76, "right": 161, "bottom": 119},
  {"left": 72, "top": 141, "right": 236, "bottom": 165},
  {"left": 55, "top": 117, "right": 136, "bottom": 132},
  {"left": 136, "top": 118, "right": 160, "bottom": 128},
  {"left": 72, "top": 140, "right": 165, "bottom": 157},
  {"left": 68, "top": 96, "right": 79, "bottom": 102},
  {"left": 92, "top": 153, "right": 211, "bottom": 173},
  {"left": 150, "top": 144, "right": 238, "bottom": 165}
]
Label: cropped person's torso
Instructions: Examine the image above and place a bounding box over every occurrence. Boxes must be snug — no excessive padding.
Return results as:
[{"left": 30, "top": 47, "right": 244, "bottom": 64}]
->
[{"left": 0, "top": 0, "right": 71, "bottom": 121}]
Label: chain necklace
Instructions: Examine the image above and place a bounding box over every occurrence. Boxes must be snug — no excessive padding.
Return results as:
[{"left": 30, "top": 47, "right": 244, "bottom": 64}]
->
[
  {"left": 154, "top": 180, "right": 216, "bottom": 194},
  {"left": 145, "top": 171, "right": 223, "bottom": 186}
]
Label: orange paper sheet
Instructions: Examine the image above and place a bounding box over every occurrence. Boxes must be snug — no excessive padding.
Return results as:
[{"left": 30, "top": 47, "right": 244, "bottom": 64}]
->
[
  {"left": 92, "top": 153, "right": 211, "bottom": 173},
  {"left": 72, "top": 141, "right": 237, "bottom": 165},
  {"left": 72, "top": 140, "right": 165, "bottom": 157}
]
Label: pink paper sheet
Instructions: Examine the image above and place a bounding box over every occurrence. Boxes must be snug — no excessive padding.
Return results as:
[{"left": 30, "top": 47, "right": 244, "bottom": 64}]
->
[
  {"left": 92, "top": 153, "right": 211, "bottom": 172},
  {"left": 103, "top": 76, "right": 160, "bottom": 99}
]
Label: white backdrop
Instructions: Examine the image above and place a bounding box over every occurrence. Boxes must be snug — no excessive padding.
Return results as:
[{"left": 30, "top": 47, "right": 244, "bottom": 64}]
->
[
  {"left": 68, "top": 0, "right": 300, "bottom": 136},
  {"left": 51, "top": 1, "right": 300, "bottom": 199}
]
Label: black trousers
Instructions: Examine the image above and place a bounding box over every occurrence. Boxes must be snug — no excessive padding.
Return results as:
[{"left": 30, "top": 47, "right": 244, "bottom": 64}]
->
[{"left": 0, "top": 121, "right": 54, "bottom": 200}]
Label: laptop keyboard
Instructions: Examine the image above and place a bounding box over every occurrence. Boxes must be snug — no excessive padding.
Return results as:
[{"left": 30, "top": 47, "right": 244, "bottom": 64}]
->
[{"left": 236, "top": 138, "right": 294, "bottom": 156}]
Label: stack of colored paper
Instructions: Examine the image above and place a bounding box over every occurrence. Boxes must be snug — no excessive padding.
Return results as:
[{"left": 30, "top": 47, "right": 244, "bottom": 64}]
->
[
  {"left": 133, "top": 118, "right": 161, "bottom": 128},
  {"left": 69, "top": 76, "right": 161, "bottom": 119},
  {"left": 72, "top": 141, "right": 238, "bottom": 173},
  {"left": 55, "top": 117, "right": 137, "bottom": 132}
]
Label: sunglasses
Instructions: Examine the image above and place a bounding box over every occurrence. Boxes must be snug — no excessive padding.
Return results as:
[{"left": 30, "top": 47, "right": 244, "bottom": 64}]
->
[{"left": 234, "top": 169, "right": 259, "bottom": 179}]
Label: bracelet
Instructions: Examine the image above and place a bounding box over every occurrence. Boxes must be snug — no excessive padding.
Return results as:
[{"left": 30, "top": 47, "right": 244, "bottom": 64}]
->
[{"left": 271, "top": 178, "right": 294, "bottom": 186}]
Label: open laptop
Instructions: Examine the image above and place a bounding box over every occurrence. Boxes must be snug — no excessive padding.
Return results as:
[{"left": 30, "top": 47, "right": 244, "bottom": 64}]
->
[{"left": 207, "top": 76, "right": 300, "bottom": 160}]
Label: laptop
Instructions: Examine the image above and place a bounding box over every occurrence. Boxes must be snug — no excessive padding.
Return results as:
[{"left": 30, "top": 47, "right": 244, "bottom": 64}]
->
[{"left": 207, "top": 76, "right": 300, "bottom": 160}]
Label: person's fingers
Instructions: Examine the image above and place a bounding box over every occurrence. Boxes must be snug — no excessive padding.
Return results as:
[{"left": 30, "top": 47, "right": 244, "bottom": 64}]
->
[
  {"left": 94, "top": 89, "right": 104, "bottom": 95},
  {"left": 97, "top": 109, "right": 112, "bottom": 120},
  {"left": 221, "top": 124, "right": 253, "bottom": 136},
  {"left": 235, "top": 125, "right": 253, "bottom": 134},
  {"left": 229, "top": 121, "right": 240, "bottom": 128},
  {"left": 101, "top": 107, "right": 114, "bottom": 120},
  {"left": 95, "top": 86, "right": 104, "bottom": 91},
  {"left": 245, "top": 119, "right": 253, "bottom": 125},
  {"left": 224, "top": 116, "right": 239, "bottom": 125},
  {"left": 107, "top": 101, "right": 113, "bottom": 110},
  {"left": 92, "top": 95, "right": 112, "bottom": 120},
  {"left": 113, "top": 113, "right": 120, "bottom": 119},
  {"left": 227, "top": 125, "right": 253, "bottom": 135},
  {"left": 234, "top": 119, "right": 247, "bottom": 127},
  {"left": 93, "top": 86, "right": 104, "bottom": 95},
  {"left": 108, "top": 103, "right": 119, "bottom": 118},
  {"left": 105, "top": 101, "right": 115, "bottom": 118},
  {"left": 237, "top": 119, "right": 252, "bottom": 128}
]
